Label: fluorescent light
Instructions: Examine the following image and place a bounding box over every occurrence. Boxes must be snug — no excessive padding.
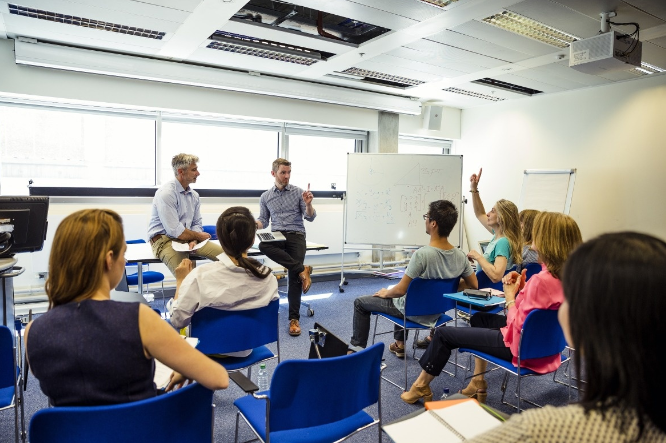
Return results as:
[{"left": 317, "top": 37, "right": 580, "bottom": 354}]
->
[
  {"left": 443, "top": 87, "right": 504, "bottom": 102},
  {"left": 417, "top": 0, "right": 459, "bottom": 8},
  {"left": 630, "top": 62, "right": 666, "bottom": 76},
  {"left": 7, "top": 3, "right": 165, "bottom": 40},
  {"left": 339, "top": 68, "right": 425, "bottom": 87},
  {"left": 13, "top": 40, "right": 422, "bottom": 115},
  {"left": 483, "top": 11, "right": 579, "bottom": 49}
]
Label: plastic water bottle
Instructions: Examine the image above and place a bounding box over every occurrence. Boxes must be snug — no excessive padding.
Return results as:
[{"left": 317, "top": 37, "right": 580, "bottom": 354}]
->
[
  {"left": 441, "top": 388, "right": 450, "bottom": 399},
  {"left": 257, "top": 363, "right": 269, "bottom": 392}
]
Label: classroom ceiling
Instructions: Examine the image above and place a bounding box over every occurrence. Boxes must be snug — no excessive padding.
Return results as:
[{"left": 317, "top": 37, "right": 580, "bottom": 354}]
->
[{"left": 1, "top": 0, "right": 665, "bottom": 110}]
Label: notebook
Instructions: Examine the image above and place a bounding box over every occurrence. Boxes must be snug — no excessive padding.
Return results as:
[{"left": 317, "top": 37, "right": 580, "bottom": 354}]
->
[{"left": 383, "top": 399, "right": 502, "bottom": 442}]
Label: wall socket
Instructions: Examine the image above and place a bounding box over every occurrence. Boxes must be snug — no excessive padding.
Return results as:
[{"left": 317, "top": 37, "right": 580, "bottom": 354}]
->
[{"left": 37, "top": 272, "right": 48, "bottom": 279}]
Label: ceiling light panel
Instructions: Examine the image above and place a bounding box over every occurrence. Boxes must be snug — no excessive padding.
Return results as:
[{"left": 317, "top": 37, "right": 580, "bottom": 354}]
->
[
  {"left": 629, "top": 62, "right": 666, "bottom": 76},
  {"left": 339, "top": 67, "right": 425, "bottom": 87},
  {"left": 207, "top": 30, "right": 330, "bottom": 66},
  {"left": 443, "top": 87, "right": 504, "bottom": 101},
  {"left": 482, "top": 11, "right": 579, "bottom": 49},
  {"left": 416, "top": 0, "right": 459, "bottom": 9},
  {"left": 7, "top": 4, "right": 166, "bottom": 40}
]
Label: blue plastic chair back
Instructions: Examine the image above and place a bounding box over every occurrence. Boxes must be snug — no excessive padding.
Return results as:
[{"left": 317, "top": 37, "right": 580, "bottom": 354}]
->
[
  {"left": 125, "top": 239, "right": 146, "bottom": 244},
  {"left": 524, "top": 263, "right": 542, "bottom": 281},
  {"left": 403, "top": 277, "right": 459, "bottom": 317},
  {"left": 29, "top": 383, "right": 214, "bottom": 443},
  {"left": 190, "top": 299, "right": 279, "bottom": 355},
  {"left": 202, "top": 225, "right": 217, "bottom": 240},
  {"left": 519, "top": 309, "right": 567, "bottom": 360},
  {"left": 268, "top": 342, "right": 384, "bottom": 433},
  {"left": 475, "top": 269, "right": 505, "bottom": 290},
  {"left": 0, "top": 326, "right": 14, "bottom": 392}
]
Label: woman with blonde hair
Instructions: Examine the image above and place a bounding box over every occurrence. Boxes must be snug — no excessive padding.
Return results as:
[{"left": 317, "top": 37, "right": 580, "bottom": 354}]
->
[
  {"left": 516, "top": 209, "right": 540, "bottom": 272},
  {"left": 26, "top": 209, "right": 228, "bottom": 406},
  {"left": 465, "top": 168, "right": 522, "bottom": 283},
  {"left": 402, "top": 212, "right": 582, "bottom": 405},
  {"left": 469, "top": 232, "right": 666, "bottom": 442}
]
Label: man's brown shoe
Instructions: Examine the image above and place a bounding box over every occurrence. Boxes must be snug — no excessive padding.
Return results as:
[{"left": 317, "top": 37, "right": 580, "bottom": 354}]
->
[
  {"left": 299, "top": 265, "right": 313, "bottom": 294},
  {"left": 289, "top": 319, "right": 301, "bottom": 336}
]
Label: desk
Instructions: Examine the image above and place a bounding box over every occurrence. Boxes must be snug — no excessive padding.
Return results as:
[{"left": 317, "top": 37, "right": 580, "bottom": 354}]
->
[{"left": 125, "top": 241, "right": 328, "bottom": 297}]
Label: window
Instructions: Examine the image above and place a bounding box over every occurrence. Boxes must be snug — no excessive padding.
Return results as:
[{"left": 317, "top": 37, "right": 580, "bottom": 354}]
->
[
  {"left": 285, "top": 126, "right": 365, "bottom": 192},
  {"left": 0, "top": 105, "right": 155, "bottom": 194},
  {"left": 398, "top": 135, "right": 452, "bottom": 155},
  {"left": 160, "top": 121, "right": 280, "bottom": 190}
]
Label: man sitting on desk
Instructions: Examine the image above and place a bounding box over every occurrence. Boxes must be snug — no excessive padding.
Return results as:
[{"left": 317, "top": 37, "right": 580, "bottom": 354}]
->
[
  {"left": 147, "top": 153, "right": 223, "bottom": 276},
  {"left": 349, "top": 200, "right": 478, "bottom": 357},
  {"left": 257, "top": 158, "right": 315, "bottom": 337}
]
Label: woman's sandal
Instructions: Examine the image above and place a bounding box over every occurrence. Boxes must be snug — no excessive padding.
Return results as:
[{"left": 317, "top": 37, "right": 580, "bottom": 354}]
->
[{"left": 460, "top": 379, "right": 488, "bottom": 404}]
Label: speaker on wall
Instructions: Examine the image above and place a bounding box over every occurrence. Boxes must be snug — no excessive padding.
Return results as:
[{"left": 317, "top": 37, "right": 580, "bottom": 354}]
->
[{"left": 422, "top": 105, "right": 443, "bottom": 131}]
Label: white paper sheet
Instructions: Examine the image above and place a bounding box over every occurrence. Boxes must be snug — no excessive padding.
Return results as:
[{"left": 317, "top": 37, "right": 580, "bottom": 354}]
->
[{"left": 171, "top": 238, "right": 209, "bottom": 252}]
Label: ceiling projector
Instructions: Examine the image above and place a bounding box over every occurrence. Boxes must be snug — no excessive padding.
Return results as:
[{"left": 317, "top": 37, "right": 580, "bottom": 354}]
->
[{"left": 569, "top": 31, "right": 641, "bottom": 75}]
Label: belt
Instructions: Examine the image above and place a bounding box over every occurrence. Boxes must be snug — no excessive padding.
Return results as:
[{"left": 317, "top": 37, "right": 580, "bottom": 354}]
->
[{"left": 149, "top": 234, "right": 164, "bottom": 245}]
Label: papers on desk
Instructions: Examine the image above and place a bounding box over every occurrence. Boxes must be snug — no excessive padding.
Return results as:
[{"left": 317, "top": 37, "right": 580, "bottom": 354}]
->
[
  {"left": 153, "top": 337, "right": 199, "bottom": 389},
  {"left": 481, "top": 288, "right": 505, "bottom": 297},
  {"left": 383, "top": 399, "right": 501, "bottom": 442},
  {"left": 171, "top": 238, "right": 209, "bottom": 252}
]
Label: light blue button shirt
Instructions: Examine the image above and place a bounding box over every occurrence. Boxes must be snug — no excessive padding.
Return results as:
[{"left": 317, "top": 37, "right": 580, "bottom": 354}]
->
[
  {"left": 147, "top": 179, "right": 203, "bottom": 239},
  {"left": 257, "top": 184, "right": 316, "bottom": 232}
]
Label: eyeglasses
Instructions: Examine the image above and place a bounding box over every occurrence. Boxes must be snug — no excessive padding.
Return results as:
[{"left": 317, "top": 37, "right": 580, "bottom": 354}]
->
[{"left": 423, "top": 214, "right": 429, "bottom": 220}]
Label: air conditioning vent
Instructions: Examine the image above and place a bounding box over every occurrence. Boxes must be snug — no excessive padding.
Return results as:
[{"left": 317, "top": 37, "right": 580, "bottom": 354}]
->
[
  {"left": 472, "top": 78, "right": 542, "bottom": 96},
  {"left": 207, "top": 30, "right": 332, "bottom": 66},
  {"left": 7, "top": 4, "right": 166, "bottom": 40},
  {"left": 338, "top": 68, "right": 425, "bottom": 88},
  {"left": 443, "top": 87, "right": 504, "bottom": 101}
]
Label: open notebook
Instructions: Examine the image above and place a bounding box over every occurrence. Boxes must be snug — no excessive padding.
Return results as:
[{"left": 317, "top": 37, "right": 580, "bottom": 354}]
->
[
  {"left": 383, "top": 399, "right": 502, "bottom": 442},
  {"left": 153, "top": 336, "right": 199, "bottom": 389}
]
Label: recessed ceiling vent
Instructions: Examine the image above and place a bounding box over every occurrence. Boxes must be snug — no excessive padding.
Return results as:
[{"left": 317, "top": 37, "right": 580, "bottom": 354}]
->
[
  {"left": 443, "top": 87, "right": 504, "bottom": 102},
  {"left": 232, "top": 0, "right": 390, "bottom": 45},
  {"left": 207, "top": 30, "right": 332, "bottom": 65},
  {"left": 482, "top": 11, "right": 578, "bottom": 49},
  {"left": 337, "top": 68, "right": 425, "bottom": 88},
  {"left": 472, "top": 78, "right": 542, "bottom": 96},
  {"left": 7, "top": 4, "right": 166, "bottom": 40}
]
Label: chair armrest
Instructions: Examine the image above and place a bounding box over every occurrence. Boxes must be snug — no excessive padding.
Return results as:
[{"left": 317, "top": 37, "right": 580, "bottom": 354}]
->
[{"left": 229, "top": 372, "right": 259, "bottom": 394}]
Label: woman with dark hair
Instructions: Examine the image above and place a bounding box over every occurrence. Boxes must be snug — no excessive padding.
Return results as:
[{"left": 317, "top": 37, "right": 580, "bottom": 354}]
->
[
  {"left": 168, "top": 206, "right": 278, "bottom": 356},
  {"left": 26, "top": 209, "right": 228, "bottom": 406},
  {"left": 402, "top": 212, "right": 581, "bottom": 405},
  {"left": 468, "top": 232, "right": 666, "bottom": 442}
]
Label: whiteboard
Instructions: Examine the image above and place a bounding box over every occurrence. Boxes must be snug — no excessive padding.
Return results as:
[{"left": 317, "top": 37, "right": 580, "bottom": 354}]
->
[
  {"left": 345, "top": 153, "right": 463, "bottom": 246},
  {"left": 519, "top": 169, "right": 576, "bottom": 214}
]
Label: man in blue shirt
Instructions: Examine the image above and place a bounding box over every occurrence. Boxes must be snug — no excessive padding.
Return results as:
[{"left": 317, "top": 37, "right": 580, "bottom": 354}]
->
[
  {"left": 257, "top": 158, "right": 315, "bottom": 336},
  {"left": 147, "top": 154, "right": 223, "bottom": 276}
]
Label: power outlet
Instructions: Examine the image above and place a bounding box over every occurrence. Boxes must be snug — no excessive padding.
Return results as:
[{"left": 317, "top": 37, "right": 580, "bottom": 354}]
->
[{"left": 37, "top": 272, "right": 48, "bottom": 279}]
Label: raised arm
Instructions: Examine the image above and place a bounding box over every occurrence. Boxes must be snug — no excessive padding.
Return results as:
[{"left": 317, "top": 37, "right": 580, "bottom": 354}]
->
[
  {"left": 138, "top": 304, "right": 229, "bottom": 391},
  {"left": 470, "top": 168, "right": 492, "bottom": 234},
  {"left": 302, "top": 183, "right": 316, "bottom": 221}
]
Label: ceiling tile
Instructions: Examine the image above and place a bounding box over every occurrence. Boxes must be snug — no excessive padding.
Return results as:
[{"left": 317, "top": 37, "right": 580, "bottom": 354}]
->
[
  {"left": 451, "top": 20, "right": 556, "bottom": 57},
  {"left": 506, "top": 0, "right": 600, "bottom": 39},
  {"left": 426, "top": 29, "right": 534, "bottom": 63},
  {"left": 623, "top": 0, "right": 666, "bottom": 21},
  {"left": 348, "top": 0, "right": 445, "bottom": 22},
  {"left": 641, "top": 41, "right": 666, "bottom": 68},
  {"left": 552, "top": 0, "right": 665, "bottom": 29},
  {"left": 403, "top": 39, "right": 507, "bottom": 68},
  {"left": 649, "top": 35, "right": 666, "bottom": 48}
]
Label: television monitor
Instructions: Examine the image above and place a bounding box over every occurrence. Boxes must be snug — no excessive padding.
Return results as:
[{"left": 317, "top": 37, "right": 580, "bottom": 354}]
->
[{"left": 0, "top": 196, "right": 49, "bottom": 256}]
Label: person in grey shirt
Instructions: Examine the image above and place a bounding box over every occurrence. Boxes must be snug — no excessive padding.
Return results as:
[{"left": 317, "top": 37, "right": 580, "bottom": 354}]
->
[
  {"left": 257, "top": 158, "right": 315, "bottom": 337},
  {"left": 147, "top": 153, "right": 222, "bottom": 276},
  {"left": 350, "top": 200, "right": 478, "bottom": 357}
]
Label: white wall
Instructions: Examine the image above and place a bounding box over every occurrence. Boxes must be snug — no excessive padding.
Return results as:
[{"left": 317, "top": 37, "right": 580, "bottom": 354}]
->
[{"left": 458, "top": 73, "right": 666, "bottom": 252}]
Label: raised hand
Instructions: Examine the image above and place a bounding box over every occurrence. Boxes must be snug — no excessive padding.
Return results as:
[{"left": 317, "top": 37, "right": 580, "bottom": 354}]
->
[
  {"left": 302, "top": 182, "right": 314, "bottom": 205},
  {"left": 470, "top": 168, "right": 482, "bottom": 191}
]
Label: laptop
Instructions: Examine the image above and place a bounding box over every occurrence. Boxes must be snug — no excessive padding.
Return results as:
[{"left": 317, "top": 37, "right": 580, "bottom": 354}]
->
[{"left": 256, "top": 230, "right": 286, "bottom": 243}]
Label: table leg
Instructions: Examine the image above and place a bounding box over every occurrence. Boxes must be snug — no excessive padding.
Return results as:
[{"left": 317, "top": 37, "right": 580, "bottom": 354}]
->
[{"left": 136, "top": 261, "right": 144, "bottom": 296}]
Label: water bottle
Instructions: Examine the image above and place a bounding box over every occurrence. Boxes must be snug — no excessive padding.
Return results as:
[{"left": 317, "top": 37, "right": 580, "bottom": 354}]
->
[
  {"left": 441, "top": 388, "right": 450, "bottom": 400},
  {"left": 257, "top": 363, "right": 269, "bottom": 392}
]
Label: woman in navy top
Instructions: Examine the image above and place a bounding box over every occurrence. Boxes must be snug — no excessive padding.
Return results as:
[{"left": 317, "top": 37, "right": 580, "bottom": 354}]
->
[{"left": 26, "top": 209, "right": 228, "bottom": 406}]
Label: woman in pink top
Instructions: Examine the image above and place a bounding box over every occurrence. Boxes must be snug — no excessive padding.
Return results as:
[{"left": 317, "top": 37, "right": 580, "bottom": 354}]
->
[{"left": 402, "top": 212, "right": 582, "bottom": 405}]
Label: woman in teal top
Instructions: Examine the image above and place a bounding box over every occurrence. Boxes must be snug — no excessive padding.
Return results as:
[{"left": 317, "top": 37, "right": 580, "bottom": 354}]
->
[{"left": 466, "top": 168, "right": 522, "bottom": 283}]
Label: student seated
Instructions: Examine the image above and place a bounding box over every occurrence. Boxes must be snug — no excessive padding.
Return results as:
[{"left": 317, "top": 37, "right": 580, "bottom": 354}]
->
[
  {"left": 465, "top": 168, "right": 522, "bottom": 284},
  {"left": 350, "top": 200, "right": 477, "bottom": 358},
  {"left": 468, "top": 232, "right": 666, "bottom": 442},
  {"left": 516, "top": 209, "right": 540, "bottom": 273},
  {"left": 402, "top": 212, "right": 581, "bottom": 404},
  {"left": 168, "top": 206, "right": 278, "bottom": 357},
  {"left": 26, "top": 209, "right": 228, "bottom": 406}
]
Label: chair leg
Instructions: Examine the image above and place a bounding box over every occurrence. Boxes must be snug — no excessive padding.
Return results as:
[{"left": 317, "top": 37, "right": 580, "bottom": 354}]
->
[
  {"left": 500, "top": 372, "right": 509, "bottom": 406},
  {"left": 234, "top": 411, "right": 240, "bottom": 443},
  {"left": 371, "top": 315, "right": 379, "bottom": 346},
  {"left": 517, "top": 374, "right": 521, "bottom": 413}
]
